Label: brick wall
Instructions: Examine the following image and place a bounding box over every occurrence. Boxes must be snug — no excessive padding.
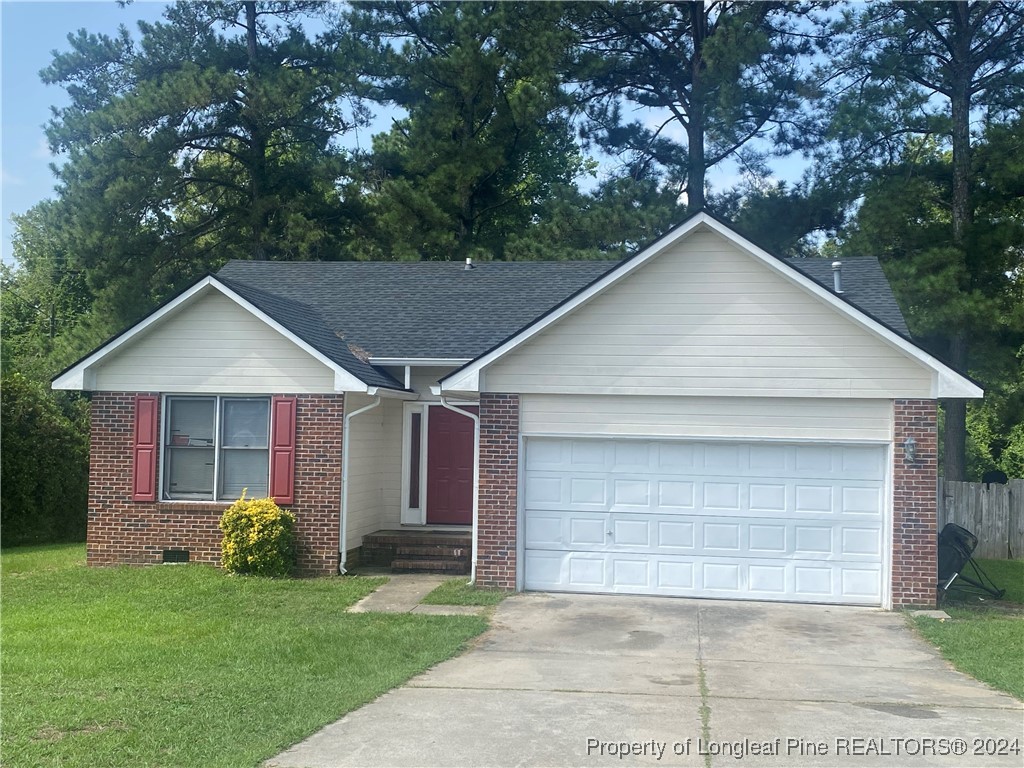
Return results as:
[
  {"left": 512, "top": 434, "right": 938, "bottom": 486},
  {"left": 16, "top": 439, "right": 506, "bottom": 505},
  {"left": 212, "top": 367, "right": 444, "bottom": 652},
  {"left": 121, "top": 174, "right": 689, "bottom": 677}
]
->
[
  {"left": 87, "top": 392, "right": 343, "bottom": 576},
  {"left": 475, "top": 393, "right": 519, "bottom": 589},
  {"left": 892, "top": 399, "right": 939, "bottom": 608}
]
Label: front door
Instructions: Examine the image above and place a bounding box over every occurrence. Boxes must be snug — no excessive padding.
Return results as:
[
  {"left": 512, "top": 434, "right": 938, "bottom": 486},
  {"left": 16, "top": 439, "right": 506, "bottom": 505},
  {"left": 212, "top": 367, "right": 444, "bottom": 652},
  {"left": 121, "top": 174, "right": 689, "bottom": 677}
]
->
[{"left": 426, "top": 406, "right": 476, "bottom": 525}]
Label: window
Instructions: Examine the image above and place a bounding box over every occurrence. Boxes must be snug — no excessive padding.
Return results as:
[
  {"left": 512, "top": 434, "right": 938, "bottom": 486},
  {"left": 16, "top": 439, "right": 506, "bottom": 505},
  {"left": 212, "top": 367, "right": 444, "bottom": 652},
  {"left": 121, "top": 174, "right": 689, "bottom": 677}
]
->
[{"left": 163, "top": 396, "right": 270, "bottom": 500}]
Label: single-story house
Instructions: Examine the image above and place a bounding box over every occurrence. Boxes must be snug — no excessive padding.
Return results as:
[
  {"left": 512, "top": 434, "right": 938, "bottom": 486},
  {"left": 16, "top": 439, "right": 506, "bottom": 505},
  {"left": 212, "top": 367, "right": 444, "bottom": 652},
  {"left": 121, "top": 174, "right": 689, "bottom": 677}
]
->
[{"left": 53, "top": 211, "right": 982, "bottom": 608}]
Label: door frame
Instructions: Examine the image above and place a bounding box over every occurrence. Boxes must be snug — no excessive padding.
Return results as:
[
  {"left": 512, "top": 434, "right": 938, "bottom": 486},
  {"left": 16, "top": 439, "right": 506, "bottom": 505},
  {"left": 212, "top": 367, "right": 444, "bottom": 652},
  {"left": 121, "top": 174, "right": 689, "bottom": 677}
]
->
[{"left": 401, "top": 400, "right": 478, "bottom": 526}]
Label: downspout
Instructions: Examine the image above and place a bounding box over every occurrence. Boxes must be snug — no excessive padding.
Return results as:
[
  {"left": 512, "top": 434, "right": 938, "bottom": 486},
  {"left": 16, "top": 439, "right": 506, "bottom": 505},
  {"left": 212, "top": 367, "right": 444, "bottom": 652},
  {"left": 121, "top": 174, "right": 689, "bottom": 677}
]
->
[
  {"left": 439, "top": 395, "right": 480, "bottom": 585},
  {"left": 339, "top": 390, "right": 382, "bottom": 574}
]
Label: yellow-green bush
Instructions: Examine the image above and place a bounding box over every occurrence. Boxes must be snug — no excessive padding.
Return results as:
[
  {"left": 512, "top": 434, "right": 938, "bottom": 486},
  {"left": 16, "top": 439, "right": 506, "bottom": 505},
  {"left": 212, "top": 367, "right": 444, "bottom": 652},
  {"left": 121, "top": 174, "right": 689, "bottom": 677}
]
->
[{"left": 219, "top": 493, "right": 296, "bottom": 577}]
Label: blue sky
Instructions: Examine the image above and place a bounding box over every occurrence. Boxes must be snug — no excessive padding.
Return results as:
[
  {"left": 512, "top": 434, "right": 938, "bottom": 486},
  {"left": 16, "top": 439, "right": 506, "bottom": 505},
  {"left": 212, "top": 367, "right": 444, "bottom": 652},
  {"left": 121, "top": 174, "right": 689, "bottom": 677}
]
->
[{"left": 1, "top": 1, "right": 173, "bottom": 264}]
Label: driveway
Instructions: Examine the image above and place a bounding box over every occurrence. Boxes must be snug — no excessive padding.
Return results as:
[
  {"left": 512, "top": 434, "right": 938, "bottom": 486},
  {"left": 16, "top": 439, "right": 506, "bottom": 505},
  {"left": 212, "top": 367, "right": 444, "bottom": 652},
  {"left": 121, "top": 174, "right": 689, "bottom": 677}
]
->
[{"left": 268, "top": 594, "right": 1023, "bottom": 768}]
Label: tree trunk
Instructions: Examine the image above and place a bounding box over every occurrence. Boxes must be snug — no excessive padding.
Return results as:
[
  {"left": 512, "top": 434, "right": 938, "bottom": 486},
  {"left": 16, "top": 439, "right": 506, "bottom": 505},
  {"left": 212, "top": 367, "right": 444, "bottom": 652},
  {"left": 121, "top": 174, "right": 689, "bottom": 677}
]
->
[
  {"left": 686, "top": 1, "right": 707, "bottom": 212},
  {"left": 943, "top": 331, "right": 969, "bottom": 481},
  {"left": 244, "top": 1, "right": 268, "bottom": 260},
  {"left": 943, "top": 2, "right": 975, "bottom": 480}
]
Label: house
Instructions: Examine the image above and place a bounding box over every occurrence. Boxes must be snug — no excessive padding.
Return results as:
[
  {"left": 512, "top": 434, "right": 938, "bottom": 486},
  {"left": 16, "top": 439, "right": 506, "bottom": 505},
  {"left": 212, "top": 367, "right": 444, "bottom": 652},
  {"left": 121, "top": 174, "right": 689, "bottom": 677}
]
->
[{"left": 53, "top": 212, "right": 982, "bottom": 608}]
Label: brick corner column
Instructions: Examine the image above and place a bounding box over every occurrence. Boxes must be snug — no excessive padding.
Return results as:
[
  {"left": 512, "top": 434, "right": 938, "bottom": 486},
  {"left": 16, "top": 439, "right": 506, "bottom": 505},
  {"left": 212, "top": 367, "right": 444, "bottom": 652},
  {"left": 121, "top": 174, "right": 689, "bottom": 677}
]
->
[
  {"left": 892, "top": 399, "right": 939, "bottom": 608},
  {"left": 292, "top": 393, "right": 344, "bottom": 577},
  {"left": 475, "top": 393, "right": 520, "bottom": 590}
]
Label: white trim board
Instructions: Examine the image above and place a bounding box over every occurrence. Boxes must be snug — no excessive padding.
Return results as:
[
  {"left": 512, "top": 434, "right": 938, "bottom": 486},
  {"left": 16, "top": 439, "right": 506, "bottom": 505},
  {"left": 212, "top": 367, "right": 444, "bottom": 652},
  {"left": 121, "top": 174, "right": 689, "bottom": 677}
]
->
[{"left": 439, "top": 213, "right": 982, "bottom": 399}]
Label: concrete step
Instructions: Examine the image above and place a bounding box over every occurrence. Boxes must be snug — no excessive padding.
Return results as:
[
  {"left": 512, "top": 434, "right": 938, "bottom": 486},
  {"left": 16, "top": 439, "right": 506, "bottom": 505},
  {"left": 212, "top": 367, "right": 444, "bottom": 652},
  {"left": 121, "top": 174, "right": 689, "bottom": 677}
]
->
[
  {"left": 391, "top": 558, "right": 469, "bottom": 574},
  {"left": 395, "top": 544, "right": 469, "bottom": 560},
  {"left": 364, "top": 531, "right": 471, "bottom": 548}
]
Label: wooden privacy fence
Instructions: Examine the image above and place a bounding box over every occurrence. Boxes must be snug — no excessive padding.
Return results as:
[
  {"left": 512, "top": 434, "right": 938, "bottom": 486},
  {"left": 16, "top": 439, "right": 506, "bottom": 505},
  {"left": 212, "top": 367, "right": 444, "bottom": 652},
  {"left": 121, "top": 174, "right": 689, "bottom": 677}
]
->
[{"left": 937, "top": 479, "right": 1024, "bottom": 560}]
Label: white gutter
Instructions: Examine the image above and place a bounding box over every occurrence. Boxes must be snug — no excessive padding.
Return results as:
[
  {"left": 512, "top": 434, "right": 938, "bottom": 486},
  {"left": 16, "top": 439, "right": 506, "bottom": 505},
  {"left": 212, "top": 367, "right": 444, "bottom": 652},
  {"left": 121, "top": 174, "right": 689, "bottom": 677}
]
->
[
  {"left": 339, "top": 390, "right": 382, "bottom": 574},
  {"left": 438, "top": 395, "right": 481, "bottom": 585}
]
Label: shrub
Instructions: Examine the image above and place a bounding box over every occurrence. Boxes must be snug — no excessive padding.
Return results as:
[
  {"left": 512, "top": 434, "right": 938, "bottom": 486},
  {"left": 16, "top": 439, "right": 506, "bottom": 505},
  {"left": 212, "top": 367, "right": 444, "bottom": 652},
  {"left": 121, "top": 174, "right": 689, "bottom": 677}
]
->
[
  {"left": 0, "top": 373, "right": 89, "bottom": 545},
  {"left": 219, "top": 493, "right": 296, "bottom": 577}
]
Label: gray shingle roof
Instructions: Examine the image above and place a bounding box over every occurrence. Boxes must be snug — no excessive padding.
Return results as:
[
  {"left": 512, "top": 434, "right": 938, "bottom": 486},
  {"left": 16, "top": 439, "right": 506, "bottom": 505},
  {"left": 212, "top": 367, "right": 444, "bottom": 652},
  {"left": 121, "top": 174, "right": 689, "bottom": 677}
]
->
[
  {"left": 217, "top": 251, "right": 910, "bottom": 388},
  {"left": 217, "top": 260, "right": 616, "bottom": 360},
  {"left": 782, "top": 257, "right": 911, "bottom": 336}
]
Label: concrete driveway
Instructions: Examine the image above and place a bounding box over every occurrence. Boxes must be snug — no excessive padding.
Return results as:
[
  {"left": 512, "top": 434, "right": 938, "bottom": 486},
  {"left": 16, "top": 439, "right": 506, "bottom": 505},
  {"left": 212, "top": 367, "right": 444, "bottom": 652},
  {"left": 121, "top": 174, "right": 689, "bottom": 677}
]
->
[{"left": 268, "top": 594, "right": 1023, "bottom": 768}]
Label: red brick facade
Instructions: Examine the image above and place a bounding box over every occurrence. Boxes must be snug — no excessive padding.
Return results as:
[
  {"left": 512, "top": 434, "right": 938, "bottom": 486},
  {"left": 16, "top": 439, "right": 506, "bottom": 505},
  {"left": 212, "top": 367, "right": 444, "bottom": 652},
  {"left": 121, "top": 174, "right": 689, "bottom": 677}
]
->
[
  {"left": 891, "top": 399, "right": 939, "bottom": 608},
  {"left": 86, "top": 392, "right": 343, "bottom": 576},
  {"left": 475, "top": 393, "right": 520, "bottom": 589}
]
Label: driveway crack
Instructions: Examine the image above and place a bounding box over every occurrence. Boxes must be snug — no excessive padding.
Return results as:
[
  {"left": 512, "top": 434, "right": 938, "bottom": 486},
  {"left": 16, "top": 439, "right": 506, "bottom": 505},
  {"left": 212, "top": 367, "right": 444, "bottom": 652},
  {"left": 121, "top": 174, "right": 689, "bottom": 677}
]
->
[{"left": 697, "top": 607, "right": 712, "bottom": 768}]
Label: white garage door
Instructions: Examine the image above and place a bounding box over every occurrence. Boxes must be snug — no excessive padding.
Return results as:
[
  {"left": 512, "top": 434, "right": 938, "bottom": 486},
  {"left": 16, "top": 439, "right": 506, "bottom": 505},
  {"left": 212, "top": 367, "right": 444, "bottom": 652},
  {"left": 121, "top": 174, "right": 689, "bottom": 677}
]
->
[{"left": 523, "top": 438, "right": 887, "bottom": 605}]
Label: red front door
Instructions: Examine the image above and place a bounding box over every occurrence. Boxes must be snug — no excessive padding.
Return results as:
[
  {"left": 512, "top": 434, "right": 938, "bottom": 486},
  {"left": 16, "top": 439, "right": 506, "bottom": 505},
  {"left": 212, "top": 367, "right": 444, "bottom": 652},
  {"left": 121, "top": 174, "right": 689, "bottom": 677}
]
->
[{"left": 426, "top": 406, "right": 476, "bottom": 525}]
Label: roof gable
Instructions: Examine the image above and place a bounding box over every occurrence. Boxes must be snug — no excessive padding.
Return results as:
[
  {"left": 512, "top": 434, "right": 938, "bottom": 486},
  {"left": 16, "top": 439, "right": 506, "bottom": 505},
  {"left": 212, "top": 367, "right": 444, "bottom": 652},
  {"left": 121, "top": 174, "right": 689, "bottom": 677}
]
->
[
  {"left": 483, "top": 227, "right": 933, "bottom": 398},
  {"left": 52, "top": 277, "right": 396, "bottom": 393},
  {"left": 440, "top": 213, "right": 981, "bottom": 399}
]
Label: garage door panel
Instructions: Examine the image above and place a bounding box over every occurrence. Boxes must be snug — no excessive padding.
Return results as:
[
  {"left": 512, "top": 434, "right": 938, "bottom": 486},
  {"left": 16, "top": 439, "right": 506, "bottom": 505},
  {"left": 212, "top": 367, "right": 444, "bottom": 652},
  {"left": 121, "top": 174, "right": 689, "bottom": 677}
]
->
[
  {"left": 523, "top": 437, "right": 887, "bottom": 606},
  {"left": 526, "top": 510, "right": 881, "bottom": 563},
  {"left": 523, "top": 550, "right": 882, "bottom": 604},
  {"left": 525, "top": 474, "right": 883, "bottom": 521}
]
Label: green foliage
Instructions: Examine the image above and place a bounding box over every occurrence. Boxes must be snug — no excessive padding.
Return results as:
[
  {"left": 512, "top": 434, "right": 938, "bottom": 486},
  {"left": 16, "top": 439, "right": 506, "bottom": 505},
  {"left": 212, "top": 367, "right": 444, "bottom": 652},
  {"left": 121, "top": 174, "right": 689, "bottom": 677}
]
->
[
  {"left": 345, "top": 1, "right": 583, "bottom": 260},
  {"left": 820, "top": 2, "right": 1024, "bottom": 479},
  {"left": 40, "top": 1, "right": 364, "bottom": 331},
  {"left": 0, "top": 374, "right": 89, "bottom": 546},
  {"left": 219, "top": 494, "right": 297, "bottom": 577},
  {"left": 572, "top": 1, "right": 823, "bottom": 209},
  {"left": 837, "top": 130, "right": 1023, "bottom": 480},
  {"left": 504, "top": 177, "right": 682, "bottom": 261}
]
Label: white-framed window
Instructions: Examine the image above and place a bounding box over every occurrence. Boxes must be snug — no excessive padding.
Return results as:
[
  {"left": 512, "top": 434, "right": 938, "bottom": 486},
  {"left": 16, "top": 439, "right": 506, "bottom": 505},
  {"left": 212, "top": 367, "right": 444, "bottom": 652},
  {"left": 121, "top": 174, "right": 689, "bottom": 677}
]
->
[
  {"left": 400, "top": 402, "right": 429, "bottom": 525},
  {"left": 162, "top": 396, "right": 270, "bottom": 501}
]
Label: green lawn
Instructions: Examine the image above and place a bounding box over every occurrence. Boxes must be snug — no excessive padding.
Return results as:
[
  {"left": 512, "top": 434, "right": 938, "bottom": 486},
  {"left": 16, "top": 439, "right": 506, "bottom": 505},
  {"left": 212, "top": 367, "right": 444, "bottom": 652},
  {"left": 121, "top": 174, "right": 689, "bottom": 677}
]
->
[
  {"left": 1, "top": 544, "right": 487, "bottom": 768},
  {"left": 420, "top": 577, "right": 510, "bottom": 606},
  {"left": 911, "top": 558, "right": 1024, "bottom": 701}
]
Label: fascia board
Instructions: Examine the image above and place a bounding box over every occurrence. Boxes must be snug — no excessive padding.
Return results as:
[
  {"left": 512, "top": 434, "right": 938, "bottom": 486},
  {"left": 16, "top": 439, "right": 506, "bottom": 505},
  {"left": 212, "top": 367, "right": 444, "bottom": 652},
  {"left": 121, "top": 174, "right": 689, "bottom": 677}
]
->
[{"left": 369, "top": 357, "right": 471, "bottom": 366}]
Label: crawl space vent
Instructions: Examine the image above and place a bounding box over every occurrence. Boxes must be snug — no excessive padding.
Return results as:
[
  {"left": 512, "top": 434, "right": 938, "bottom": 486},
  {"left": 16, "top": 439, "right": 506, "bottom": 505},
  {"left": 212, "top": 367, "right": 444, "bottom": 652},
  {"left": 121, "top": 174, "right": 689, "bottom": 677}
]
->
[{"left": 162, "top": 549, "right": 190, "bottom": 564}]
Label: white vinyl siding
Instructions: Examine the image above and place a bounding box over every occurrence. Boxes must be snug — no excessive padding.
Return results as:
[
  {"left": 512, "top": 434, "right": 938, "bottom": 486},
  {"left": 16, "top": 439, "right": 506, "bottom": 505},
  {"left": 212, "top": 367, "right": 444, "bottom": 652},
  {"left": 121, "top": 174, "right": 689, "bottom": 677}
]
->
[
  {"left": 345, "top": 396, "right": 403, "bottom": 551},
  {"left": 521, "top": 395, "right": 894, "bottom": 443},
  {"left": 93, "top": 292, "right": 336, "bottom": 393},
  {"left": 486, "top": 230, "right": 933, "bottom": 398}
]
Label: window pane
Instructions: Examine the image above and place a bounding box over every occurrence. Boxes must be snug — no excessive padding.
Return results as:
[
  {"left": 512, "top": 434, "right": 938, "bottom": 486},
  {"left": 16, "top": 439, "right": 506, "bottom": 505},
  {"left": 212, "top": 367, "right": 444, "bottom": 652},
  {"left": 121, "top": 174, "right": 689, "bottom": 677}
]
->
[
  {"left": 220, "top": 449, "right": 269, "bottom": 499},
  {"left": 221, "top": 399, "right": 269, "bottom": 448},
  {"left": 409, "top": 412, "right": 421, "bottom": 508},
  {"left": 165, "top": 447, "right": 215, "bottom": 496},
  {"left": 167, "top": 398, "right": 215, "bottom": 447}
]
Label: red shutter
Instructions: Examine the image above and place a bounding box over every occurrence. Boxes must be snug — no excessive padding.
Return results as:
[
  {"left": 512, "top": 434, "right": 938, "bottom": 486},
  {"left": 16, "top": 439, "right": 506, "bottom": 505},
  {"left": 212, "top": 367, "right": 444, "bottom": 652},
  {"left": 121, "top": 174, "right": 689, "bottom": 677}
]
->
[
  {"left": 132, "top": 395, "right": 159, "bottom": 502},
  {"left": 269, "top": 396, "right": 297, "bottom": 505}
]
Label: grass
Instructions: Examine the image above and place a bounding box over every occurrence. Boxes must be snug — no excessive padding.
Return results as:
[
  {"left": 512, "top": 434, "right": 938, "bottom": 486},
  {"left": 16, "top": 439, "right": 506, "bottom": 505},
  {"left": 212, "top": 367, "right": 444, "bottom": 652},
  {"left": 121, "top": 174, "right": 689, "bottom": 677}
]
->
[
  {"left": 1, "top": 543, "right": 488, "bottom": 768},
  {"left": 910, "top": 558, "right": 1024, "bottom": 701},
  {"left": 420, "top": 577, "right": 510, "bottom": 606}
]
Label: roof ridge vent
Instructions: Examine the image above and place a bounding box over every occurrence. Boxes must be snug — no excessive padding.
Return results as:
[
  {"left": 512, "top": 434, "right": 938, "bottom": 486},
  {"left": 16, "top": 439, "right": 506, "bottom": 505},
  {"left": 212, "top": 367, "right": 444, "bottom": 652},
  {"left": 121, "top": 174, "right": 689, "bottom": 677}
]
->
[
  {"left": 832, "top": 261, "right": 843, "bottom": 294},
  {"left": 465, "top": 257, "right": 474, "bottom": 270}
]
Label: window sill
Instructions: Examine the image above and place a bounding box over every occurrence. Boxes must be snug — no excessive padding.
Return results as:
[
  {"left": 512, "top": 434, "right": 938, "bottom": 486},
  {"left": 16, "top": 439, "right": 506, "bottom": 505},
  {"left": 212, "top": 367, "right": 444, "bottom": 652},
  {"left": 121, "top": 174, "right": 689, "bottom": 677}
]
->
[{"left": 158, "top": 500, "right": 232, "bottom": 512}]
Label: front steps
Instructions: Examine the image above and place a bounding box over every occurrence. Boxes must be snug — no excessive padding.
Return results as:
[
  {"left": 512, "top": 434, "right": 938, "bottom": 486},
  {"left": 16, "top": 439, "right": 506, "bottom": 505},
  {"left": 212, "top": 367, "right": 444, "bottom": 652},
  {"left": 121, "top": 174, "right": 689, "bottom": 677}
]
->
[{"left": 361, "top": 530, "right": 471, "bottom": 575}]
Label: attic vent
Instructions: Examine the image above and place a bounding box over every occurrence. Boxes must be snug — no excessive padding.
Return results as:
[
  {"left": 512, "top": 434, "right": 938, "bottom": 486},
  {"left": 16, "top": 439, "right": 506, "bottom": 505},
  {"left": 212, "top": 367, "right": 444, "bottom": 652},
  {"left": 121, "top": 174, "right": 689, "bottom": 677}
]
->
[
  {"left": 465, "top": 257, "right": 474, "bottom": 270},
  {"left": 831, "top": 261, "right": 843, "bottom": 294},
  {"left": 162, "top": 548, "right": 190, "bottom": 564}
]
